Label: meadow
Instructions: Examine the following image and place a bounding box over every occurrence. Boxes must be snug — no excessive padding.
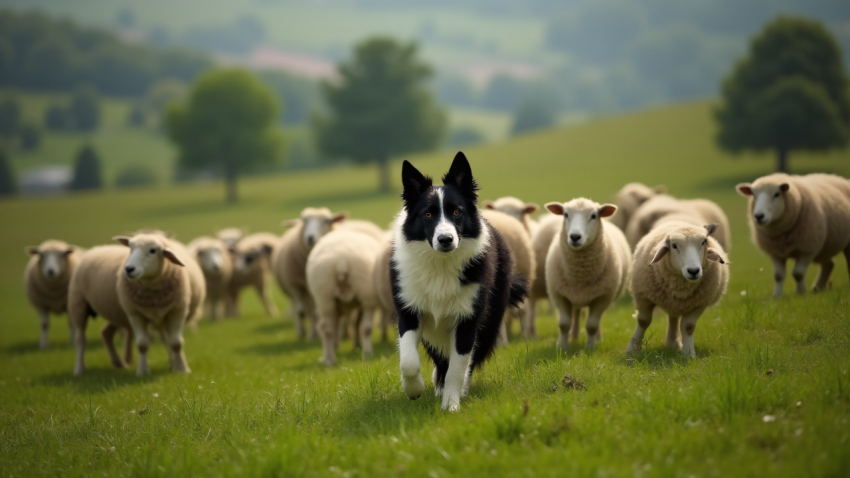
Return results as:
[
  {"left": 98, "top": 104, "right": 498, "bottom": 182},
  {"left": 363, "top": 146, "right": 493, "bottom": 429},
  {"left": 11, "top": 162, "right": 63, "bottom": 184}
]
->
[{"left": 1, "top": 101, "right": 849, "bottom": 477}]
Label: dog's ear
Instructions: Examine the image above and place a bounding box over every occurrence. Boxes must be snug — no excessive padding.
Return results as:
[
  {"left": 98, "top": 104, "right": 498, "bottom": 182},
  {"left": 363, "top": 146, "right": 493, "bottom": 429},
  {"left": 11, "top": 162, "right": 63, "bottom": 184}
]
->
[
  {"left": 442, "top": 151, "right": 479, "bottom": 202},
  {"left": 650, "top": 242, "right": 669, "bottom": 265},
  {"left": 736, "top": 183, "right": 753, "bottom": 196},
  {"left": 401, "top": 160, "right": 432, "bottom": 210}
]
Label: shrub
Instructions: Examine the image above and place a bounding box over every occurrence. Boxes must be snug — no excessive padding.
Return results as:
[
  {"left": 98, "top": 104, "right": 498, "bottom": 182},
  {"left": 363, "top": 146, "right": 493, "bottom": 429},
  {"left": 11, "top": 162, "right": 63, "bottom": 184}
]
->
[
  {"left": 115, "top": 163, "right": 157, "bottom": 188},
  {"left": 69, "top": 86, "right": 100, "bottom": 132},
  {"left": 69, "top": 144, "right": 103, "bottom": 191},
  {"left": 44, "top": 104, "right": 70, "bottom": 131},
  {"left": 19, "top": 124, "right": 40, "bottom": 151}
]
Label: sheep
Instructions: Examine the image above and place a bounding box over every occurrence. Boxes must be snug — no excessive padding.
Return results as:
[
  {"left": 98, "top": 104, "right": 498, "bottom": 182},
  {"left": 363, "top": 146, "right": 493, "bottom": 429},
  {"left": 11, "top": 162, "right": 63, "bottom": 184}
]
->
[
  {"left": 626, "top": 221, "right": 729, "bottom": 357},
  {"left": 24, "top": 240, "right": 83, "bottom": 349},
  {"left": 482, "top": 196, "right": 540, "bottom": 235},
  {"left": 610, "top": 182, "right": 666, "bottom": 231},
  {"left": 372, "top": 232, "right": 396, "bottom": 342},
  {"left": 113, "top": 233, "right": 206, "bottom": 375},
  {"left": 480, "top": 209, "right": 536, "bottom": 341},
  {"left": 528, "top": 214, "right": 562, "bottom": 336},
  {"left": 216, "top": 228, "right": 245, "bottom": 250},
  {"left": 306, "top": 229, "right": 383, "bottom": 365},
  {"left": 736, "top": 173, "right": 850, "bottom": 297},
  {"left": 625, "top": 194, "right": 731, "bottom": 253},
  {"left": 187, "top": 236, "right": 233, "bottom": 320},
  {"left": 67, "top": 245, "right": 135, "bottom": 375},
  {"left": 544, "top": 198, "right": 632, "bottom": 350},
  {"left": 227, "top": 232, "right": 280, "bottom": 318}
]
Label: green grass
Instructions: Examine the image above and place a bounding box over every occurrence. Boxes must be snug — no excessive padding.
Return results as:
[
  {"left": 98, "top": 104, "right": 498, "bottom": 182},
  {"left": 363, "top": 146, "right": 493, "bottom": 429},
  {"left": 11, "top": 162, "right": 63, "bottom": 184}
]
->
[{"left": 1, "top": 101, "right": 849, "bottom": 477}]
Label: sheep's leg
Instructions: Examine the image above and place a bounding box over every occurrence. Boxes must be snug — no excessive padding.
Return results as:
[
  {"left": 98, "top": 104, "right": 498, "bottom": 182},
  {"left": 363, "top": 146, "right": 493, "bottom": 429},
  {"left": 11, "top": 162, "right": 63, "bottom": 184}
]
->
[
  {"left": 359, "top": 309, "right": 374, "bottom": 359},
  {"left": 813, "top": 258, "right": 834, "bottom": 292},
  {"left": 224, "top": 289, "right": 239, "bottom": 318},
  {"left": 792, "top": 256, "right": 813, "bottom": 295},
  {"left": 569, "top": 306, "right": 582, "bottom": 342},
  {"left": 679, "top": 308, "right": 705, "bottom": 358},
  {"left": 442, "top": 323, "right": 474, "bottom": 412},
  {"left": 122, "top": 327, "right": 134, "bottom": 365},
  {"left": 256, "top": 281, "right": 279, "bottom": 318},
  {"left": 304, "top": 291, "right": 319, "bottom": 341},
  {"left": 36, "top": 308, "right": 50, "bottom": 350},
  {"left": 666, "top": 315, "right": 682, "bottom": 350},
  {"left": 163, "top": 311, "right": 190, "bottom": 373},
  {"left": 398, "top": 317, "right": 424, "bottom": 400},
  {"left": 585, "top": 299, "right": 609, "bottom": 350},
  {"left": 128, "top": 315, "right": 152, "bottom": 376},
  {"left": 100, "top": 323, "right": 126, "bottom": 369},
  {"left": 316, "top": 302, "right": 338, "bottom": 365},
  {"left": 551, "top": 293, "right": 573, "bottom": 350},
  {"left": 351, "top": 310, "right": 362, "bottom": 349},
  {"left": 627, "top": 299, "right": 654, "bottom": 354},
  {"left": 524, "top": 298, "right": 538, "bottom": 339},
  {"left": 66, "top": 315, "right": 76, "bottom": 346},
  {"left": 379, "top": 308, "right": 389, "bottom": 343},
  {"left": 71, "top": 314, "right": 88, "bottom": 376},
  {"left": 770, "top": 256, "right": 787, "bottom": 298}
]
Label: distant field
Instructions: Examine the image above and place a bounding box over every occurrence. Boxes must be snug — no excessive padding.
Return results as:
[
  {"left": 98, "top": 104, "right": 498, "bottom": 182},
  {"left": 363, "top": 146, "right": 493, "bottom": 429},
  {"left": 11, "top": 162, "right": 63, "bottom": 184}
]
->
[{"left": 1, "top": 101, "right": 849, "bottom": 476}]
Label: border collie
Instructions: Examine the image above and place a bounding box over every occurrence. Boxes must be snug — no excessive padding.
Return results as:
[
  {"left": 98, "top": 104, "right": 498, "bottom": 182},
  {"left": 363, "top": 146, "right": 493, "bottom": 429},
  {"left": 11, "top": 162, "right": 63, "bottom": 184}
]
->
[{"left": 391, "top": 152, "right": 527, "bottom": 411}]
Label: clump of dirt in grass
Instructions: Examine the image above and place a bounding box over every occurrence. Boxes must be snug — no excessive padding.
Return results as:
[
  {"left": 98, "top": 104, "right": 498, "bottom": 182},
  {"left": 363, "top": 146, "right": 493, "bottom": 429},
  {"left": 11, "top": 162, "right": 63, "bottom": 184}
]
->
[{"left": 561, "top": 371, "right": 587, "bottom": 391}]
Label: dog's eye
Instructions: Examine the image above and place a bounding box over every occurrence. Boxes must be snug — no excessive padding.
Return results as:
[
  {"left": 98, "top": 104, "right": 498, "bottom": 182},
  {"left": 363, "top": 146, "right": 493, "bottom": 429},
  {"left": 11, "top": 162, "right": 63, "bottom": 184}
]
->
[
  {"left": 425, "top": 212, "right": 432, "bottom": 219},
  {"left": 453, "top": 210, "right": 460, "bottom": 217},
  {"left": 149, "top": 248, "right": 156, "bottom": 254}
]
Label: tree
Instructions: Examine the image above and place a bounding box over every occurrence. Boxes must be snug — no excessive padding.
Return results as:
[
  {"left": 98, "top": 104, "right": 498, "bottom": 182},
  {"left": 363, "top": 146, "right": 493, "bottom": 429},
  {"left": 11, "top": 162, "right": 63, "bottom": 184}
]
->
[
  {"left": 314, "top": 37, "right": 445, "bottom": 192},
  {"left": 70, "top": 144, "right": 103, "bottom": 191},
  {"left": 44, "top": 103, "right": 69, "bottom": 131},
  {"left": 0, "top": 98, "right": 20, "bottom": 138},
  {"left": 19, "top": 123, "right": 40, "bottom": 151},
  {"left": 69, "top": 86, "right": 100, "bottom": 131},
  {"left": 0, "top": 148, "right": 14, "bottom": 196},
  {"left": 511, "top": 96, "right": 557, "bottom": 135},
  {"left": 166, "top": 68, "right": 284, "bottom": 203},
  {"left": 716, "top": 17, "right": 850, "bottom": 172},
  {"left": 127, "top": 103, "right": 146, "bottom": 127}
]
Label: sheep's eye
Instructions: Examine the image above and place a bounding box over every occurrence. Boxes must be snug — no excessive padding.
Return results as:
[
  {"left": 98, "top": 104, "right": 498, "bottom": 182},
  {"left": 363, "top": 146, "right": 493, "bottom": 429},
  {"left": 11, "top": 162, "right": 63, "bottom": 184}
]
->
[
  {"left": 453, "top": 210, "right": 460, "bottom": 217},
  {"left": 702, "top": 239, "right": 707, "bottom": 246},
  {"left": 425, "top": 212, "right": 432, "bottom": 219},
  {"left": 672, "top": 244, "right": 678, "bottom": 250},
  {"left": 591, "top": 214, "right": 597, "bottom": 220},
  {"left": 149, "top": 248, "right": 156, "bottom": 254},
  {"left": 245, "top": 256, "right": 254, "bottom": 264},
  {"left": 773, "top": 192, "right": 780, "bottom": 198},
  {"left": 564, "top": 213, "right": 569, "bottom": 218}
]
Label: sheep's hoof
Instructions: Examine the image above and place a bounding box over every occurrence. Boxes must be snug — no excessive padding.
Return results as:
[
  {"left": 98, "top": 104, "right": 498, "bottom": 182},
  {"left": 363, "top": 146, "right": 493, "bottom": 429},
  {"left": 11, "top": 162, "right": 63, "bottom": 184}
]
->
[
  {"left": 666, "top": 340, "right": 682, "bottom": 350},
  {"left": 402, "top": 374, "right": 425, "bottom": 400},
  {"left": 625, "top": 340, "right": 641, "bottom": 354}
]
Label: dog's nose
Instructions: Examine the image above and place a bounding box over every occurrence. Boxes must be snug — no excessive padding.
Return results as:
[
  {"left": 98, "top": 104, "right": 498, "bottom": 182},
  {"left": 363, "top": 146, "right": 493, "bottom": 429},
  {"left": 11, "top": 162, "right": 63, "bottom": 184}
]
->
[
  {"left": 687, "top": 267, "right": 701, "bottom": 277},
  {"left": 754, "top": 213, "right": 765, "bottom": 223},
  {"left": 437, "top": 234, "right": 454, "bottom": 246},
  {"left": 569, "top": 233, "right": 582, "bottom": 243},
  {"left": 125, "top": 266, "right": 136, "bottom": 275}
]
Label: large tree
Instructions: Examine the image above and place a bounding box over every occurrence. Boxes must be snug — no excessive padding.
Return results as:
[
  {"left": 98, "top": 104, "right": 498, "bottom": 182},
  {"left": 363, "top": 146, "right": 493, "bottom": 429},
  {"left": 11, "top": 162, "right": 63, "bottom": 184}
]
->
[
  {"left": 715, "top": 17, "right": 850, "bottom": 172},
  {"left": 166, "top": 68, "right": 284, "bottom": 203},
  {"left": 314, "top": 37, "right": 445, "bottom": 192}
]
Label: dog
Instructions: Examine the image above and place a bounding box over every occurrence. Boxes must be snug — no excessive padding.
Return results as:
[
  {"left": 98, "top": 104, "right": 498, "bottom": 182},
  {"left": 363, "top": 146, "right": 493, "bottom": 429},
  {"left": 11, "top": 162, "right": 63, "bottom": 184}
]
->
[{"left": 391, "top": 151, "right": 528, "bottom": 411}]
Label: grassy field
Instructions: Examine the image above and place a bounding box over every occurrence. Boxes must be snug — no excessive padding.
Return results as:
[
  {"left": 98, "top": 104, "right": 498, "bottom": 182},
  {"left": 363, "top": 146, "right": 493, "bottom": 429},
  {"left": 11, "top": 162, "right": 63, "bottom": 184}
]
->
[{"left": 1, "top": 101, "right": 849, "bottom": 477}]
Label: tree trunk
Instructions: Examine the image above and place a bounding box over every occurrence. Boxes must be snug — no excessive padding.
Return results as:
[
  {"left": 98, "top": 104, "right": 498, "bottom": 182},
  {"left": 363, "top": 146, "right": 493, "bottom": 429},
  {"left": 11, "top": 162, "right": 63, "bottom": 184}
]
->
[
  {"left": 776, "top": 146, "right": 789, "bottom": 173},
  {"left": 377, "top": 154, "right": 390, "bottom": 193},
  {"left": 224, "top": 160, "right": 238, "bottom": 203}
]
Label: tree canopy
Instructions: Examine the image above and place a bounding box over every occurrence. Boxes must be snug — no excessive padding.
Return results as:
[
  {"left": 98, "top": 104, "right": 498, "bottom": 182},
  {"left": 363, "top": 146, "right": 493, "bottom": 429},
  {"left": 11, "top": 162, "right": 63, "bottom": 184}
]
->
[
  {"left": 166, "top": 68, "right": 284, "bottom": 203},
  {"left": 715, "top": 16, "right": 850, "bottom": 172},
  {"left": 314, "top": 37, "right": 446, "bottom": 192},
  {"left": 512, "top": 96, "right": 557, "bottom": 135},
  {"left": 70, "top": 144, "right": 103, "bottom": 191}
]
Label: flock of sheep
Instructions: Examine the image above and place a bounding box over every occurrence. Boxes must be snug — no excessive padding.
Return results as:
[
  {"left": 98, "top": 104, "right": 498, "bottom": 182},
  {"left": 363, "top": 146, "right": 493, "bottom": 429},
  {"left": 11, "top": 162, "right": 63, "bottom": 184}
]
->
[{"left": 22, "top": 172, "right": 850, "bottom": 375}]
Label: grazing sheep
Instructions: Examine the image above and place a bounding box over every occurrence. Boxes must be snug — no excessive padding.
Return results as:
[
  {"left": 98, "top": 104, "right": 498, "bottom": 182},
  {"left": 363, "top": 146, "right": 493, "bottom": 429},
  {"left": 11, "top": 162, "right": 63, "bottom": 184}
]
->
[
  {"left": 216, "top": 228, "right": 245, "bottom": 250},
  {"left": 626, "top": 195, "right": 731, "bottom": 252},
  {"left": 227, "top": 232, "right": 279, "bottom": 318},
  {"left": 373, "top": 233, "right": 397, "bottom": 342},
  {"left": 627, "top": 221, "right": 729, "bottom": 357},
  {"left": 114, "top": 233, "right": 206, "bottom": 375},
  {"left": 528, "top": 214, "right": 562, "bottom": 336},
  {"left": 545, "top": 198, "right": 632, "bottom": 349},
  {"left": 482, "top": 196, "right": 540, "bottom": 235},
  {"left": 306, "top": 230, "right": 383, "bottom": 365},
  {"left": 24, "top": 240, "right": 83, "bottom": 349},
  {"left": 610, "top": 183, "right": 666, "bottom": 231},
  {"left": 737, "top": 173, "right": 850, "bottom": 297},
  {"left": 187, "top": 236, "right": 233, "bottom": 320},
  {"left": 67, "top": 245, "right": 135, "bottom": 375},
  {"left": 480, "top": 209, "right": 536, "bottom": 341}
]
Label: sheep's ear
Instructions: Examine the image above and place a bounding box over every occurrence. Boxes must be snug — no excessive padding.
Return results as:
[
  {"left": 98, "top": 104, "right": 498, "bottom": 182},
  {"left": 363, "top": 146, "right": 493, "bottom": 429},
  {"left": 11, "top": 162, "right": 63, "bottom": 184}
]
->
[
  {"left": 704, "top": 223, "right": 719, "bottom": 236},
  {"left": 63, "top": 247, "right": 75, "bottom": 255},
  {"left": 650, "top": 243, "right": 669, "bottom": 264},
  {"left": 545, "top": 202, "right": 564, "bottom": 215},
  {"left": 401, "top": 160, "right": 433, "bottom": 210},
  {"left": 736, "top": 183, "right": 753, "bottom": 196},
  {"left": 482, "top": 200, "right": 495, "bottom": 209},
  {"left": 779, "top": 183, "right": 790, "bottom": 192},
  {"left": 524, "top": 203, "right": 539, "bottom": 215},
  {"left": 162, "top": 249, "right": 185, "bottom": 267},
  {"left": 281, "top": 219, "right": 299, "bottom": 229},
  {"left": 598, "top": 204, "right": 617, "bottom": 218},
  {"left": 113, "top": 236, "right": 131, "bottom": 247},
  {"left": 25, "top": 246, "right": 39, "bottom": 255},
  {"left": 706, "top": 248, "right": 727, "bottom": 264},
  {"left": 331, "top": 211, "right": 347, "bottom": 223},
  {"left": 261, "top": 244, "right": 274, "bottom": 256},
  {"left": 653, "top": 185, "right": 667, "bottom": 194},
  {"left": 227, "top": 245, "right": 237, "bottom": 254}
]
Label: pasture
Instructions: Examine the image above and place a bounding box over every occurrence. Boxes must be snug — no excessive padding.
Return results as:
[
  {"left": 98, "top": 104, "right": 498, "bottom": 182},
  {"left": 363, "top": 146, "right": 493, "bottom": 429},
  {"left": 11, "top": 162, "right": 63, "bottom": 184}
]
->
[{"left": 1, "top": 101, "right": 849, "bottom": 477}]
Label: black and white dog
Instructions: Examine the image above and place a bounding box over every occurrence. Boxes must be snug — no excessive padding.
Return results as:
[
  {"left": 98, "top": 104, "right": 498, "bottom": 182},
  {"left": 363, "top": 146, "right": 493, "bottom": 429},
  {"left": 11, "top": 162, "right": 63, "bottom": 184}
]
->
[{"left": 391, "top": 152, "right": 527, "bottom": 411}]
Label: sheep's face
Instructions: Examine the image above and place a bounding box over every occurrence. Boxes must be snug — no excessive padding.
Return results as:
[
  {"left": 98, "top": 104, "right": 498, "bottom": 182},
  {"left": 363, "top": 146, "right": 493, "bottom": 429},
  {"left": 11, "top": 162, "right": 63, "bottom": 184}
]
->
[
  {"left": 483, "top": 197, "right": 538, "bottom": 226},
  {"left": 737, "top": 182, "right": 789, "bottom": 226},
  {"left": 300, "top": 208, "right": 346, "bottom": 250},
  {"left": 27, "top": 242, "right": 73, "bottom": 280},
  {"left": 233, "top": 245, "right": 271, "bottom": 274},
  {"left": 197, "top": 248, "right": 227, "bottom": 276},
  {"left": 651, "top": 224, "right": 723, "bottom": 282},
  {"left": 216, "top": 228, "right": 244, "bottom": 250},
  {"left": 545, "top": 199, "right": 617, "bottom": 250},
  {"left": 115, "top": 235, "right": 184, "bottom": 280}
]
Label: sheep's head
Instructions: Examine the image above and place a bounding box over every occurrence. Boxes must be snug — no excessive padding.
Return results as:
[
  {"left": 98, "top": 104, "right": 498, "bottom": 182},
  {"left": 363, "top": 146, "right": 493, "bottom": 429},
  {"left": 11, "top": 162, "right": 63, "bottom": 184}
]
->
[
  {"left": 545, "top": 198, "right": 616, "bottom": 250},
  {"left": 736, "top": 177, "right": 790, "bottom": 227},
  {"left": 613, "top": 183, "right": 666, "bottom": 227},
  {"left": 26, "top": 240, "right": 75, "bottom": 280},
  {"left": 115, "top": 234, "right": 183, "bottom": 280},
  {"left": 300, "top": 207, "right": 346, "bottom": 250},
  {"left": 216, "top": 228, "right": 246, "bottom": 250},
  {"left": 650, "top": 223, "right": 725, "bottom": 282},
  {"left": 233, "top": 241, "right": 273, "bottom": 274},
  {"left": 192, "top": 238, "right": 228, "bottom": 276},
  {"left": 482, "top": 197, "right": 539, "bottom": 226}
]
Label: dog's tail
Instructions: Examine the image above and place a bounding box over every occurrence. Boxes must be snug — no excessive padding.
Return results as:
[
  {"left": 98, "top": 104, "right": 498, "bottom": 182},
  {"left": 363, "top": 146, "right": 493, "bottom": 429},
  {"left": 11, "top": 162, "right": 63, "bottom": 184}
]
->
[{"left": 508, "top": 274, "right": 529, "bottom": 308}]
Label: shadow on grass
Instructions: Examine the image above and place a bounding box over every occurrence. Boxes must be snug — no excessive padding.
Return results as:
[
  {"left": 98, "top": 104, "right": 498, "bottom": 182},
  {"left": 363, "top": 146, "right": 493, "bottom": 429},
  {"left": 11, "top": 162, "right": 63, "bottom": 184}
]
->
[
  {"left": 37, "top": 368, "right": 169, "bottom": 394},
  {"left": 4, "top": 338, "right": 104, "bottom": 355}
]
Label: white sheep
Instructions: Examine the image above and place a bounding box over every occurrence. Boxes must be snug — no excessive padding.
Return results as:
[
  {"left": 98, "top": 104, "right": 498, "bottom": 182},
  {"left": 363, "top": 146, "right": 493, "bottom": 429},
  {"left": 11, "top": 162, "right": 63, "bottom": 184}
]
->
[
  {"left": 113, "top": 233, "right": 206, "bottom": 375},
  {"left": 306, "top": 229, "right": 383, "bottom": 365},
  {"left": 373, "top": 233, "right": 397, "bottom": 342},
  {"left": 544, "top": 198, "right": 632, "bottom": 349},
  {"left": 482, "top": 196, "right": 540, "bottom": 235},
  {"left": 627, "top": 221, "right": 729, "bottom": 357},
  {"left": 528, "top": 214, "right": 562, "bottom": 336},
  {"left": 24, "top": 240, "right": 83, "bottom": 349},
  {"left": 227, "top": 232, "right": 280, "bottom": 318},
  {"left": 68, "top": 245, "right": 135, "bottom": 375},
  {"left": 187, "top": 236, "right": 233, "bottom": 320},
  {"left": 480, "top": 209, "right": 536, "bottom": 341},
  {"left": 610, "top": 182, "right": 667, "bottom": 232},
  {"left": 737, "top": 173, "right": 850, "bottom": 297},
  {"left": 216, "top": 228, "right": 246, "bottom": 250},
  {"left": 626, "top": 194, "right": 731, "bottom": 252}
]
